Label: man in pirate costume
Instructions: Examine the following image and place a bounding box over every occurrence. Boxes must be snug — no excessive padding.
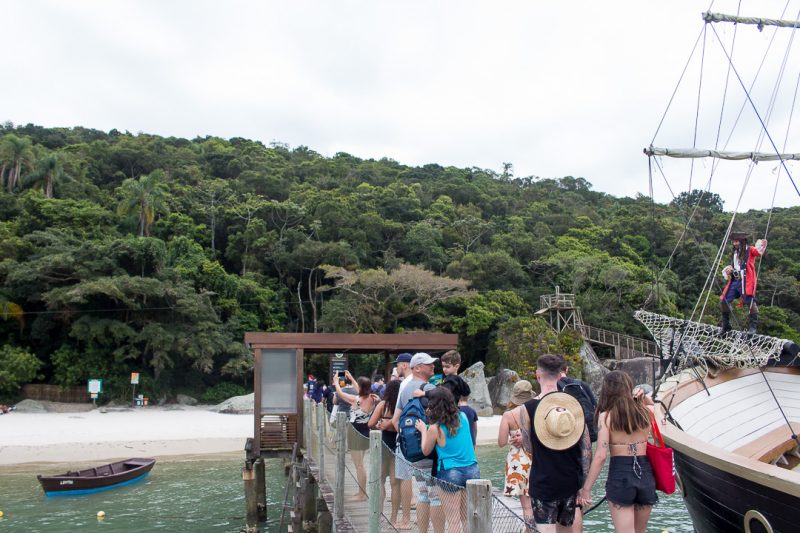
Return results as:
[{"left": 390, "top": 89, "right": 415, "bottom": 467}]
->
[{"left": 720, "top": 231, "right": 768, "bottom": 334}]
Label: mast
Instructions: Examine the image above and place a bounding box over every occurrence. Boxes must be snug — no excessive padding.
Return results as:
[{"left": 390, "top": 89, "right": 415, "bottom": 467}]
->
[
  {"left": 703, "top": 11, "right": 800, "bottom": 30},
  {"left": 644, "top": 146, "right": 800, "bottom": 162}
]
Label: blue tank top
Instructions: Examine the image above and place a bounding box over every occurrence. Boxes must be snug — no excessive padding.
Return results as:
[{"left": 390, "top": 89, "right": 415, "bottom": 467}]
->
[{"left": 437, "top": 412, "right": 477, "bottom": 470}]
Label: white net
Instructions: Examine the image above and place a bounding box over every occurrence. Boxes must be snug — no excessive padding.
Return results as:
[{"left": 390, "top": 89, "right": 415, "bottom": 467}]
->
[{"left": 634, "top": 310, "right": 788, "bottom": 369}]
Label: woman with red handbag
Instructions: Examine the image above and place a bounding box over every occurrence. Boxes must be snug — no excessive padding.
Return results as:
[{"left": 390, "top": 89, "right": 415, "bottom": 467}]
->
[{"left": 577, "top": 371, "right": 657, "bottom": 533}]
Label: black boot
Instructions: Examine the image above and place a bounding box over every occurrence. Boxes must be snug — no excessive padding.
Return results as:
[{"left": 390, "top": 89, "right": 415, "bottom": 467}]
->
[
  {"left": 748, "top": 313, "right": 758, "bottom": 335},
  {"left": 720, "top": 312, "right": 732, "bottom": 335}
]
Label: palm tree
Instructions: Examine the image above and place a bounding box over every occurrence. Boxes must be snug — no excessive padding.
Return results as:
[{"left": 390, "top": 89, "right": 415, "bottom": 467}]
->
[
  {"left": 26, "top": 153, "right": 67, "bottom": 198},
  {"left": 0, "top": 134, "right": 34, "bottom": 192},
  {"left": 117, "top": 171, "right": 170, "bottom": 237}
]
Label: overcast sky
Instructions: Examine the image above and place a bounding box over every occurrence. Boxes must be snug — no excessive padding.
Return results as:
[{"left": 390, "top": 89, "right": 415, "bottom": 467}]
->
[{"left": 3, "top": 0, "right": 799, "bottom": 211}]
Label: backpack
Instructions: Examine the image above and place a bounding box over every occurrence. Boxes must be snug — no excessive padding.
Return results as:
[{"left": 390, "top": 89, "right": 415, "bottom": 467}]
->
[
  {"left": 558, "top": 377, "right": 598, "bottom": 442},
  {"left": 398, "top": 384, "right": 431, "bottom": 463}
]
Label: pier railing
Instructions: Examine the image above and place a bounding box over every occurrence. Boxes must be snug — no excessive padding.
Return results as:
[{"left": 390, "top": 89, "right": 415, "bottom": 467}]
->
[
  {"left": 301, "top": 399, "right": 527, "bottom": 533},
  {"left": 579, "top": 324, "right": 660, "bottom": 359}
]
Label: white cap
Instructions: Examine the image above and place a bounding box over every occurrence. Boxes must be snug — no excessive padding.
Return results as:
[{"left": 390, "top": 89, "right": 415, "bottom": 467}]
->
[{"left": 410, "top": 352, "right": 438, "bottom": 368}]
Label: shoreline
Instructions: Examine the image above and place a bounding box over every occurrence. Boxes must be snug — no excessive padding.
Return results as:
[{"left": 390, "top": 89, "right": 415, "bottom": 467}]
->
[{"left": 0, "top": 405, "right": 503, "bottom": 467}]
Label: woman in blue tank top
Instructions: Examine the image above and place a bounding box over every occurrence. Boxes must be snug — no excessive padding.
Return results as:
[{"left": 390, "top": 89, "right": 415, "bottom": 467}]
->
[{"left": 416, "top": 387, "right": 480, "bottom": 531}]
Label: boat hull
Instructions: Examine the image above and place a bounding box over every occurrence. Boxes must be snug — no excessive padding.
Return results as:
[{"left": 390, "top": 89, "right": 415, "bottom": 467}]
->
[
  {"left": 38, "top": 458, "right": 156, "bottom": 495},
  {"left": 674, "top": 448, "right": 798, "bottom": 533}
]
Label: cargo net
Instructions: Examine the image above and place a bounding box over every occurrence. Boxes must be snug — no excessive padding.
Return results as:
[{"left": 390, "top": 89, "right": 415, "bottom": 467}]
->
[{"left": 634, "top": 310, "right": 787, "bottom": 369}]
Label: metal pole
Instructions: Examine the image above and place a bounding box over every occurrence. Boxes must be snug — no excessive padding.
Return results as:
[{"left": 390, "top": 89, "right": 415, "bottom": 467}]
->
[
  {"left": 368, "top": 429, "right": 382, "bottom": 533},
  {"left": 334, "top": 411, "right": 347, "bottom": 520},
  {"left": 466, "top": 479, "right": 492, "bottom": 533}
]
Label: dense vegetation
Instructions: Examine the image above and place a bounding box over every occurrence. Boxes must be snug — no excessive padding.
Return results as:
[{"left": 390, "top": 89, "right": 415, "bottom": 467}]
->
[{"left": 1, "top": 123, "right": 798, "bottom": 401}]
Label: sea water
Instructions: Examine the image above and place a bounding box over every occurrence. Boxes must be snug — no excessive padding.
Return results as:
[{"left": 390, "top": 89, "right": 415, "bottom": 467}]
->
[{"left": 0, "top": 448, "right": 693, "bottom": 532}]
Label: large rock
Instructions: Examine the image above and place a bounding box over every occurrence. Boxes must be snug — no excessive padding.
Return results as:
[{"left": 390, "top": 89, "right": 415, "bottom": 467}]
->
[
  {"left": 13, "top": 399, "right": 47, "bottom": 413},
  {"left": 460, "top": 362, "right": 493, "bottom": 417},
  {"left": 581, "top": 343, "right": 608, "bottom": 394},
  {"left": 176, "top": 394, "right": 198, "bottom": 406},
  {"left": 488, "top": 369, "right": 520, "bottom": 415},
  {"left": 602, "top": 357, "right": 661, "bottom": 388},
  {"left": 211, "top": 393, "right": 254, "bottom": 414}
]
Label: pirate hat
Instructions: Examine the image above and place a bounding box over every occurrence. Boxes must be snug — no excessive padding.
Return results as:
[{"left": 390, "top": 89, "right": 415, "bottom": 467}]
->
[{"left": 730, "top": 232, "right": 749, "bottom": 242}]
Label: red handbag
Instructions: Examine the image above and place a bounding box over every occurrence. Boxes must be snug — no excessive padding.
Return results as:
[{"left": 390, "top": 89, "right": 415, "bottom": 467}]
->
[{"left": 646, "top": 412, "right": 676, "bottom": 494}]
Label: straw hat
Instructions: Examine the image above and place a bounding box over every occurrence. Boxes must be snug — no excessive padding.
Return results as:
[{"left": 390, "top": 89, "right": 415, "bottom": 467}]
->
[
  {"left": 533, "top": 392, "right": 585, "bottom": 450},
  {"left": 510, "top": 380, "right": 533, "bottom": 406}
]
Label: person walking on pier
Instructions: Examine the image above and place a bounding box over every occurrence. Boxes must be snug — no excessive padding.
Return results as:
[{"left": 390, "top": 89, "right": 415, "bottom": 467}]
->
[
  {"left": 335, "top": 370, "right": 379, "bottom": 502},
  {"left": 577, "top": 371, "right": 657, "bottom": 533},
  {"left": 392, "top": 353, "right": 444, "bottom": 533},
  {"left": 498, "top": 380, "right": 534, "bottom": 527},
  {"left": 522, "top": 354, "right": 587, "bottom": 533}
]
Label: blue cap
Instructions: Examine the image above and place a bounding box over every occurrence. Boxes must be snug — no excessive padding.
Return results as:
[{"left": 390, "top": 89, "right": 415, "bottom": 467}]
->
[{"left": 394, "top": 353, "right": 412, "bottom": 364}]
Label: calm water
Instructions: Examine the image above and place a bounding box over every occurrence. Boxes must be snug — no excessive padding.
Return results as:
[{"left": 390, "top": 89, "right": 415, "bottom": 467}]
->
[{"left": 0, "top": 448, "right": 692, "bottom": 532}]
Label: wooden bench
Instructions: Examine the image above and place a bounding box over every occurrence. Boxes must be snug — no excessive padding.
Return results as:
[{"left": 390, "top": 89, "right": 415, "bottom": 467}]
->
[{"left": 733, "top": 422, "right": 800, "bottom": 465}]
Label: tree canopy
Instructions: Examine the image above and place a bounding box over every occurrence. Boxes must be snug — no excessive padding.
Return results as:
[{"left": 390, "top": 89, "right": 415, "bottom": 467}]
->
[{"left": 1, "top": 122, "right": 798, "bottom": 400}]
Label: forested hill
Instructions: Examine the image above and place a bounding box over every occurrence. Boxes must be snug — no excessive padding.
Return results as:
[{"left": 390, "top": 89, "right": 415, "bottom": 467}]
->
[{"left": 1, "top": 123, "right": 798, "bottom": 400}]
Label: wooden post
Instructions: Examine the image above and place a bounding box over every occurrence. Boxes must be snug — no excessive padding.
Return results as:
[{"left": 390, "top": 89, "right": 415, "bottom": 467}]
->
[
  {"left": 304, "top": 399, "right": 311, "bottom": 453},
  {"left": 254, "top": 458, "right": 266, "bottom": 523},
  {"left": 334, "top": 410, "right": 347, "bottom": 520},
  {"left": 466, "top": 479, "right": 492, "bottom": 533},
  {"left": 317, "top": 496, "right": 333, "bottom": 533},
  {"left": 291, "top": 463, "right": 303, "bottom": 533},
  {"left": 243, "top": 462, "right": 260, "bottom": 530},
  {"left": 368, "top": 429, "right": 382, "bottom": 533},
  {"left": 304, "top": 469, "right": 317, "bottom": 522},
  {"left": 317, "top": 402, "right": 326, "bottom": 480}
]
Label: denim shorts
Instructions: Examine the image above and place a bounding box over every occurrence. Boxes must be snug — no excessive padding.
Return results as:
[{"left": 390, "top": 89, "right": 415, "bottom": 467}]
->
[
  {"left": 606, "top": 456, "right": 658, "bottom": 507},
  {"left": 436, "top": 462, "right": 480, "bottom": 493}
]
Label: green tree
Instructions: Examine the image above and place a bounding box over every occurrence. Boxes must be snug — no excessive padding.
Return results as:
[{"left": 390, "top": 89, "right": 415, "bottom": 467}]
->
[
  {"left": 26, "top": 152, "right": 68, "bottom": 198},
  {"left": 0, "top": 345, "right": 43, "bottom": 397},
  {"left": 0, "top": 134, "right": 35, "bottom": 192},
  {"left": 116, "top": 171, "right": 170, "bottom": 237}
]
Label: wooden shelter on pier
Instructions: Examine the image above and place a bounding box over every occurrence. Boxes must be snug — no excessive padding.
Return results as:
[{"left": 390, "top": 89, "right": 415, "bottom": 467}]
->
[{"left": 243, "top": 332, "right": 458, "bottom": 460}]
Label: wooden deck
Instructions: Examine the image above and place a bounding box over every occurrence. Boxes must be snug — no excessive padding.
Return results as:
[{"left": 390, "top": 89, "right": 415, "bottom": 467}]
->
[{"left": 305, "top": 431, "right": 527, "bottom": 533}]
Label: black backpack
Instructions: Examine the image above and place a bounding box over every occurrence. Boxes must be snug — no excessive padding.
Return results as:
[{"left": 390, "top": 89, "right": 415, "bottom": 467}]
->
[
  {"left": 398, "top": 385, "right": 431, "bottom": 463},
  {"left": 558, "top": 377, "right": 598, "bottom": 442}
]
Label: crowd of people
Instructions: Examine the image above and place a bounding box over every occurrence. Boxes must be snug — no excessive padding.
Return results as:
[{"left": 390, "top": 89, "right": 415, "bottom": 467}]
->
[{"left": 304, "top": 351, "right": 659, "bottom": 533}]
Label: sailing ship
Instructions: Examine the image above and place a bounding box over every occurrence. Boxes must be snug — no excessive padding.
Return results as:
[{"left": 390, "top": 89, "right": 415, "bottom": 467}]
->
[{"left": 636, "top": 5, "right": 800, "bottom": 532}]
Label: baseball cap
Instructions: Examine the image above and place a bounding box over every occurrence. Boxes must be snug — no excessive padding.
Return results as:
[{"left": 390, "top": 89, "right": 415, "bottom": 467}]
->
[
  {"left": 410, "top": 352, "right": 438, "bottom": 368},
  {"left": 394, "top": 353, "right": 412, "bottom": 364}
]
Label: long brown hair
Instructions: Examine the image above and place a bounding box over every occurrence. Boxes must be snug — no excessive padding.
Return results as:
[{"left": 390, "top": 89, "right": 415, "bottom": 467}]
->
[
  {"left": 596, "top": 371, "right": 650, "bottom": 434},
  {"left": 426, "top": 387, "right": 461, "bottom": 437}
]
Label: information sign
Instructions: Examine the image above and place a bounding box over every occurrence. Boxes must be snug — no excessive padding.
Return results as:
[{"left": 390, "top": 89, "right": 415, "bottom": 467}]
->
[
  {"left": 130, "top": 372, "right": 140, "bottom": 385},
  {"left": 87, "top": 379, "right": 103, "bottom": 394}
]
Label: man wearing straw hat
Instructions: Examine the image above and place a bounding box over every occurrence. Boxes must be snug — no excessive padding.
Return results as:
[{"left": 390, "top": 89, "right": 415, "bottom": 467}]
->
[{"left": 522, "top": 354, "right": 587, "bottom": 533}]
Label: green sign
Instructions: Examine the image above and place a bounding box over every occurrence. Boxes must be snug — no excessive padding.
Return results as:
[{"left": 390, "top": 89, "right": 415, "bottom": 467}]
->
[{"left": 87, "top": 379, "right": 103, "bottom": 394}]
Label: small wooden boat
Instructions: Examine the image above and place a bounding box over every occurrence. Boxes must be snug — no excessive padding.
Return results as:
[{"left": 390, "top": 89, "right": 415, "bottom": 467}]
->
[{"left": 37, "top": 457, "right": 156, "bottom": 495}]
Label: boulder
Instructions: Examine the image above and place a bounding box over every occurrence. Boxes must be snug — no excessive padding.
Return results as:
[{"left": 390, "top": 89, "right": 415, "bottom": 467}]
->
[
  {"left": 13, "top": 399, "right": 46, "bottom": 413},
  {"left": 460, "top": 362, "right": 493, "bottom": 417},
  {"left": 212, "top": 393, "right": 254, "bottom": 414},
  {"left": 176, "top": 394, "right": 198, "bottom": 406},
  {"left": 579, "top": 342, "right": 608, "bottom": 395},
  {"left": 488, "top": 369, "right": 520, "bottom": 415},
  {"left": 602, "top": 357, "right": 660, "bottom": 388}
]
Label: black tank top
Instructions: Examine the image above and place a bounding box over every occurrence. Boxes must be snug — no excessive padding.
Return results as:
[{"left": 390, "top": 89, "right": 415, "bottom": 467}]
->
[{"left": 524, "top": 398, "right": 583, "bottom": 501}]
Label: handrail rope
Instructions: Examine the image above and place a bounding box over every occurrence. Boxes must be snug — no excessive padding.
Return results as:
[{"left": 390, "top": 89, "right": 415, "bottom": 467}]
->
[{"left": 708, "top": 23, "right": 800, "bottom": 197}]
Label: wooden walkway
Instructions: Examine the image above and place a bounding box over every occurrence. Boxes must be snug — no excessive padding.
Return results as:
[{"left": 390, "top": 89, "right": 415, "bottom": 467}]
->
[{"left": 305, "top": 428, "right": 527, "bottom": 533}]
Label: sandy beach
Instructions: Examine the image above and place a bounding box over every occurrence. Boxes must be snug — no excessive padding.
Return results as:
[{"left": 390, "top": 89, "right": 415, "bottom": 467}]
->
[{"left": 0, "top": 405, "right": 503, "bottom": 466}]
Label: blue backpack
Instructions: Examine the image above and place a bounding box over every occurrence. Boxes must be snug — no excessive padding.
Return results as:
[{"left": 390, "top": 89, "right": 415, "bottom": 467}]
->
[{"left": 398, "top": 385, "right": 430, "bottom": 463}]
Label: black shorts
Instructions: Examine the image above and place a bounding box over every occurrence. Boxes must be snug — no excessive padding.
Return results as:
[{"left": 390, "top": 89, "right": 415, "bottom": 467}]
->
[
  {"left": 531, "top": 493, "right": 577, "bottom": 526},
  {"left": 606, "top": 456, "right": 658, "bottom": 508}
]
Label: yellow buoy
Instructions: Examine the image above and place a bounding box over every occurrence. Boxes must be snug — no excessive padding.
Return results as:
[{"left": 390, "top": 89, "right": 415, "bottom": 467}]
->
[
  {"left": 0, "top": 510, "right": 4, "bottom": 518},
  {"left": 97, "top": 511, "right": 105, "bottom": 519}
]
